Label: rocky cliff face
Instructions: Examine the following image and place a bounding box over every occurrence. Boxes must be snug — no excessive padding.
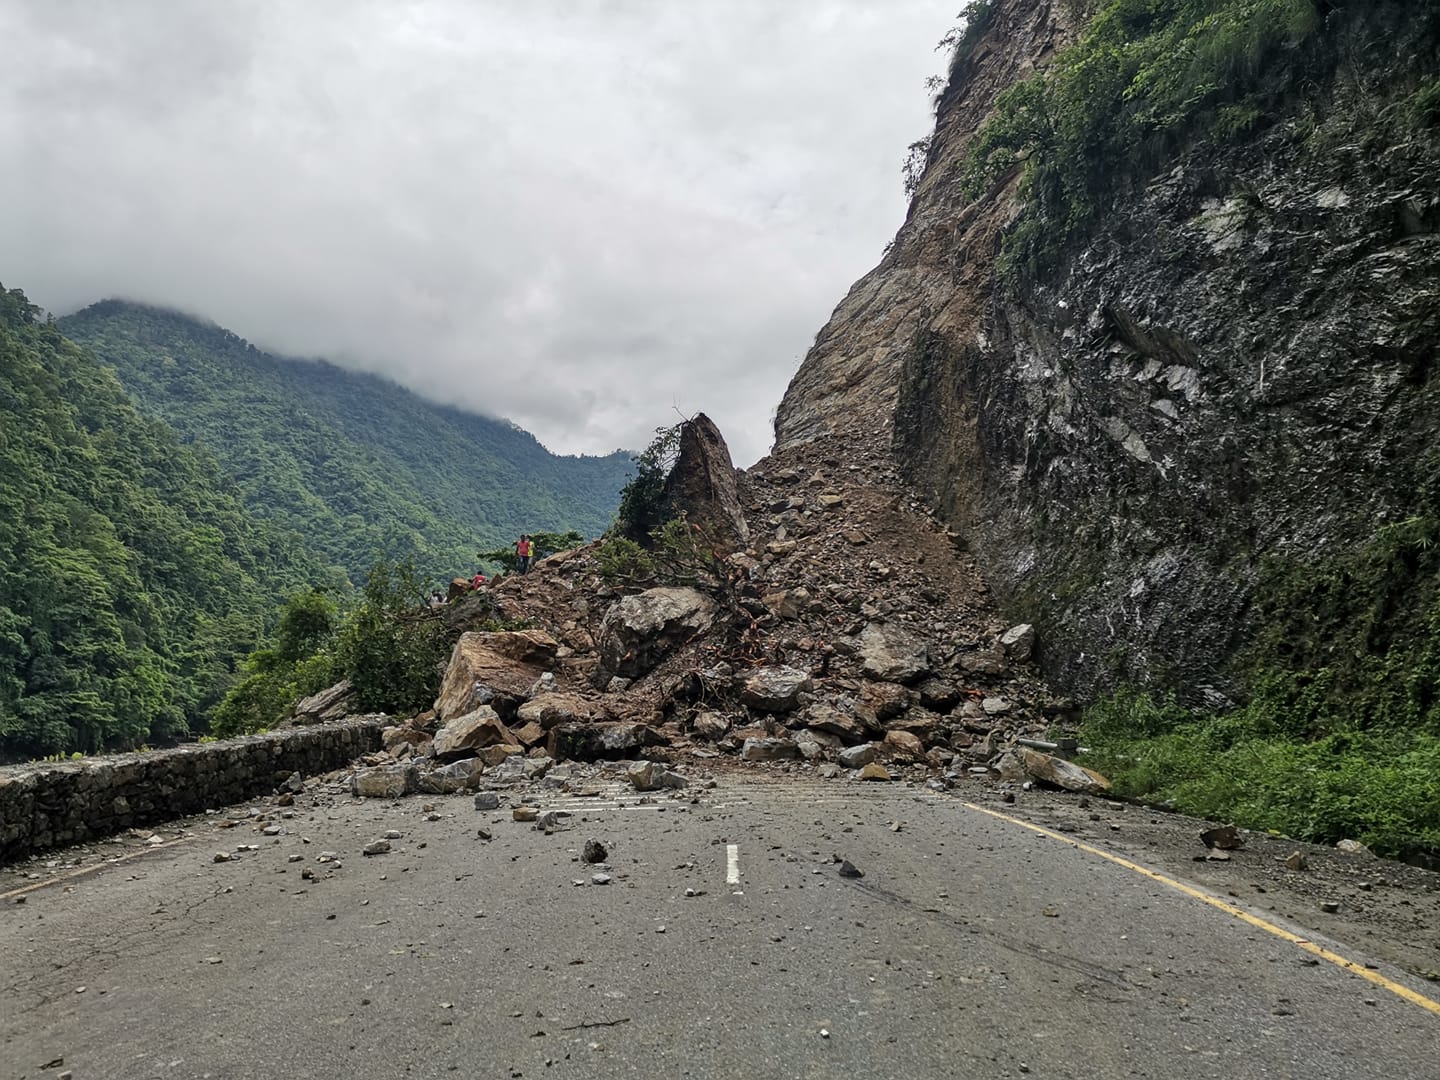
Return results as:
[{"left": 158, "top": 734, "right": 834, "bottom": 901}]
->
[
  {"left": 774, "top": 0, "right": 1081, "bottom": 450},
  {"left": 775, "top": 0, "right": 1440, "bottom": 704}
]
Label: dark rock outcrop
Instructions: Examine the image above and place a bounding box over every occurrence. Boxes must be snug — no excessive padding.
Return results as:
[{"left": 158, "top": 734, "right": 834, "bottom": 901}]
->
[{"left": 663, "top": 413, "right": 751, "bottom": 552}]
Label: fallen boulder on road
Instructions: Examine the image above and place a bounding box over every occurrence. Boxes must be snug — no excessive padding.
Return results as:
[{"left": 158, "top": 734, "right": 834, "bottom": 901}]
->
[
  {"left": 626, "top": 761, "right": 689, "bottom": 792},
  {"left": 1000, "top": 748, "right": 1110, "bottom": 795},
  {"left": 418, "top": 758, "right": 486, "bottom": 794},
  {"left": 351, "top": 764, "right": 417, "bottom": 799},
  {"left": 431, "top": 706, "right": 520, "bottom": 761},
  {"left": 837, "top": 743, "right": 878, "bottom": 769}
]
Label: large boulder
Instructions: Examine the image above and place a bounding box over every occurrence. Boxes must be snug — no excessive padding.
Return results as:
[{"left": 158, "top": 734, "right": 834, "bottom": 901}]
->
[
  {"left": 547, "top": 722, "right": 669, "bottom": 761},
  {"left": 738, "top": 666, "right": 812, "bottom": 712},
  {"left": 418, "top": 758, "right": 486, "bottom": 794},
  {"left": 626, "top": 761, "right": 690, "bottom": 792},
  {"left": 883, "top": 729, "right": 925, "bottom": 761},
  {"left": 1003, "top": 748, "right": 1111, "bottom": 795},
  {"left": 351, "top": 763, "right": 418, "bottom": 798},
  {"left": 802, "top": 702, "right": 869, "bottom": 743},
  {"left": 691, "top": 711, "right": 732, "bottom": 740},
  {"left": 291, "top": 680, "right": 356, "bottom": 723},
  {"left": 597, "top": 587, "right": 718, "bottom": 679},
  {"left": 515, "top": 692, "right": 607, "bottom": 730},
  {"left": 999, "top": 624, "right": 1037, "bottom": 663},
  {"left": 431, "top": 706, "right": 520, "bottom": 761},
  {"left": 915, "top": 678, "right": 961, "bottom": 713},
  {"left": 434, "top": 630, "right": 560, "bottom": 721},
  {"left": 837, "top": 743, "right": 879, "bottom": 769},
  {"left": 660, "top": 413, "right": 750, "bottom": 553},
  {"left": 888, "top": 709, "right": 943, "bottom": 742},
  {"left": 382, "top": 725, "right": 431, "bottom": 757},
  {"left": 855, "top": 682, "right": 910, "bottom": 727},
  {"left": 856, "top": 623, "right": 929, "bottom": 683}
]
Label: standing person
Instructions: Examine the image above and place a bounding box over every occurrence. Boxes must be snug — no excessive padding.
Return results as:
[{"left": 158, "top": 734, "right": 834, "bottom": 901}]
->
[{"left": 515, "top": 534, "right": 533, "bottom": 575}]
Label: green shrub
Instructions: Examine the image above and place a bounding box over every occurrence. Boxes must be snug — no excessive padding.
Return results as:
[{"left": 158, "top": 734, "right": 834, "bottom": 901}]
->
[
  {"left": 334, "top": 559, "right": 451, "bottom": 714},
  {"left": 959, "top": 0, "right": 1330, "bottom": 277},
  {"left": 1081, "top": 705, "right": 1440, "bottom": 857},
  {"left": 1081, "top": 509, "right": 1440, "bottom": 858},
  {"left": 210, "top": 589, "right": 345, "bottom": 736},
  {"left": 596, "top": 536, "right": 656, "bottom": 586},
  {"left": 212, "top": 562, "right": 452, "bottom": 734},
  {"left": 614, "top": 424, "right": 682, "bottom": 543},
  {"left": 1405, "top": 76, "right": 1440, "bottom": 127}
]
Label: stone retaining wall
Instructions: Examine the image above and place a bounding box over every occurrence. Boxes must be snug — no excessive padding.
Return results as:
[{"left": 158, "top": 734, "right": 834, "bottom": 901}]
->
[{"left": 0, "top": 717, "right": 386, "bottom": 863}]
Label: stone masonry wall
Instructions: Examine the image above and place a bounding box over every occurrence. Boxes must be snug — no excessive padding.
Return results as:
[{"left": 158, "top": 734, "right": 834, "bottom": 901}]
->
[{"left": 0, "top": 717, "right": 385, "bottom": 863}]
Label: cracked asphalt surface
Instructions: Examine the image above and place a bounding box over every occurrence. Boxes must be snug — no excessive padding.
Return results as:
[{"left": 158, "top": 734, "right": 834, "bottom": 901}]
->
[{"left": 3, "top": 775, "right": 1439, "bottom": 1079}]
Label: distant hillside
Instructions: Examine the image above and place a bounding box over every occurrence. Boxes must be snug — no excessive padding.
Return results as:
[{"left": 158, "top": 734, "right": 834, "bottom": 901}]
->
[
  {"left": 61, "top": 302, "right": 634, "bottom": 584},
  {"left": 0, "top": 285, "right": 334, "bottom": 758}
]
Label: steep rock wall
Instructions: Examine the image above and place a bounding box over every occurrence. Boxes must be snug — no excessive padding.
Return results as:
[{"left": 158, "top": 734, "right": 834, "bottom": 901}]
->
[
  {"left": 775, "top": 0, "right": 1440, "bottom": 703},
  {"left": 773, "top": 0, "right": 1080, "bottom": 448}
]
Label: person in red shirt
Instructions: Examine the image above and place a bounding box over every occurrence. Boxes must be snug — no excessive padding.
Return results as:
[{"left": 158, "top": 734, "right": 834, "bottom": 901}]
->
[
  {"left": 515, "top": 535, "right": 534, "bottom": 574},
  {"left": 471, "top": 571, "right": 487, "bottom": 590}
]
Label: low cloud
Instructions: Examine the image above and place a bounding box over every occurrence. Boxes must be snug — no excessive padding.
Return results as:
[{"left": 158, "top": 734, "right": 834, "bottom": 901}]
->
[{"left": 0, "top": 0, "right": 953, "bottom": 466}]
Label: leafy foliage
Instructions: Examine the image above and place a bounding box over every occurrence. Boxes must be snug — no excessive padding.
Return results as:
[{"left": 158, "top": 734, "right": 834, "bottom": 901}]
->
[
  {"left": 613, "top": 424, "right": 682, "bottom": 543},
  {"left": 209, "top": 589, "right": 343, "bottom": 737},
  {"left": 334, "top": 560, "right": 454, "bottom": 714},
  {"left": 902, "top": 136, "right": 933, "bottom": 199},
  {"left": 595, "top": 536, "right": 657, "bottom": 587},
  {"left": 954, "top": 0, "right": 1438, "bottom": 277},
  {"left": 59, "top": 302, "right": 633, "bottom": 585},
  {"left": 213, "top": 560, "right": 456, "bottom": 735},
  {"left": 0, "top": 285, "right": 329, "bottom": 758},
  {"left": 596, "top": 517, "right": 731, "bottom": 592},
  {"left": 1081, "top": 692, "right": 1440, "bottom": 859},
  {"left": 1404, "top": 75, "right": 1440, "bottom": 128}
]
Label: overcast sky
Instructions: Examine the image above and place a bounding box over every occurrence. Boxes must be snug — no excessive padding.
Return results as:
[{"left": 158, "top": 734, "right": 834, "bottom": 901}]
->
[{"left": 1, "top": 0, "right": 954, "bottom": 466}]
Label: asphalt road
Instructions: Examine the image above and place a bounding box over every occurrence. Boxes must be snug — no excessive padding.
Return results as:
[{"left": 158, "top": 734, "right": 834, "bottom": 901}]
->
[{"left": 3, "top": 774, "right": 1438, "bottom": 1080}]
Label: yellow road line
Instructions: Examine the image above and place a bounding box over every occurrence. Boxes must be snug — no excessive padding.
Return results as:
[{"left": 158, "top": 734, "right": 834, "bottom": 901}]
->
[{"left": 960, "top": 800, "right": 1440, "bottom": 1018}]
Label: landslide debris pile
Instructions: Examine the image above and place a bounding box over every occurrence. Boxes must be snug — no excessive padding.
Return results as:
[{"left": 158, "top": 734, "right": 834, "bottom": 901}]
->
[{"left": 342, "top": 415, "right": 1097, "bottom": 799}]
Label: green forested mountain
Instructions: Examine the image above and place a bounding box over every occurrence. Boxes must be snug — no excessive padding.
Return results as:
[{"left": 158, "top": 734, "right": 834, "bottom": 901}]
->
[
  {"left": 0, "top": 285, "right": 335, "bottom": 759},
  {"left": 60, "top": 301, "right": 633, "bottom": 584}
]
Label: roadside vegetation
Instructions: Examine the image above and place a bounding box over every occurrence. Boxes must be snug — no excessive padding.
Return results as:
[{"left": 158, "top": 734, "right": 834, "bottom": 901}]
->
[
  {"left": 953, "top": 0, "right": 1440, "bottom": 278},
  {"left": 1082, "top": 513, "right": 1440, "bottom": 859},
  {"left": 210, "top": 561, "right": 455, "bottom": 736}
]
